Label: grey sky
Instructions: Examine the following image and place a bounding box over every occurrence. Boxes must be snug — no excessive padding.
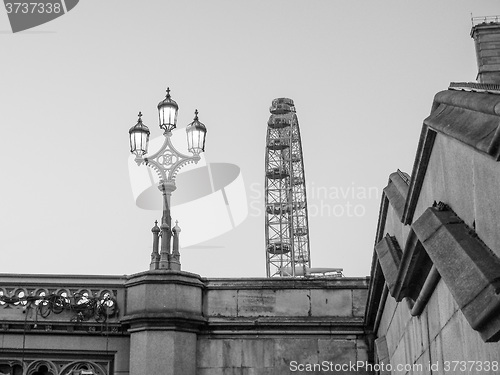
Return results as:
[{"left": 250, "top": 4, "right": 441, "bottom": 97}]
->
[{"left": 1, "top": 1, "right": 498, "bottom": 277}]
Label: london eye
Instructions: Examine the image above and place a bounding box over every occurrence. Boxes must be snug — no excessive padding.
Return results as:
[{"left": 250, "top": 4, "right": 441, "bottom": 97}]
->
[{"left": 265, "top": 98, "right": 311, "bottom": 277}]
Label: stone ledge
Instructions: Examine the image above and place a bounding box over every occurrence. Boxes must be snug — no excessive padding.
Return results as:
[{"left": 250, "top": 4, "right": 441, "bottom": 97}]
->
[
  {"left": 0, "top": 273, "right": 127, "bottom": 288},
  {"left": 402, "top": 126, "right": 437, "bottom": 225},
  {"left": 123, "top": 311, "right": 207, "bottom": 333},
  {"left": 427, "top": 90, "right": 500, "bottom": 160},
  {"left": 125, "top": 270, "right": 205, "bottom": 288},
  {"left": 203, "top": 277, "right": 369, "bottom": 290},
  {"left": 202, "top": 316, "right": 366, "bottom": 336},
  {"left": 383, "top": 172, "right": 409, "bottom": 221},
  {"left": 0, "top": 321, "right": 126, "bottom": 335}
]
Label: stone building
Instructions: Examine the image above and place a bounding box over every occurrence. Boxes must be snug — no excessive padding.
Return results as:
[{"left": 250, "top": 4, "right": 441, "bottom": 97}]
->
[
  {"left": 1, "top": 19, "right": 500, "bottom": 375},
  {"left": 365, "top": 18, "right": 500, "bottom": 374}
]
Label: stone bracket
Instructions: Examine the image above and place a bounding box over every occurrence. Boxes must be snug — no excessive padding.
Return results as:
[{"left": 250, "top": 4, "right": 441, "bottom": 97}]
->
[
  {"left": 393, "top": 230, "right": 433, "bottom": 302},
  {"left": 383, "top": 172, "right": 409, "bottom": 221},
  {"left": 374, "top": 235, "right": 402, "bottom": 298},
  {"left": 413, "top": 205, "right": 500, "bottom": 342}
]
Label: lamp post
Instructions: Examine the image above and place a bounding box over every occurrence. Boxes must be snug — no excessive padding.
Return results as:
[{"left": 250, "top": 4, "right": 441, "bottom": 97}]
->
[{"left": 129, "top": 87, "right": 207, "bottom": 271}]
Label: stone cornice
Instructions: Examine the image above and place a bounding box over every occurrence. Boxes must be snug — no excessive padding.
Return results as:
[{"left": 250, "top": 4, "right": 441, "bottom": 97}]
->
[
  {"left": 123, "top": 311, "right": 207, "bottom": 333},
  {"left": 203, "top": 277, "right": 369, "bottom": 290},
  {"left": 203, "top": 316, "right": 366, "bottom": 337},
  {"left": 0, "top": 273, "right": 127, "bottom": 288},
  {"left": 125, "top": 270, "right": 205, "bottom": 289},
  {"left": 402, "top": 125, "right": 437, "bottom": 225}
]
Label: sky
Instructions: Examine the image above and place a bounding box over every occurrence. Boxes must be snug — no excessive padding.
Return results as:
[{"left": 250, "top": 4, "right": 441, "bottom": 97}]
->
[{"left": 1, "top": 1, "right": 499, "bottom": 278}]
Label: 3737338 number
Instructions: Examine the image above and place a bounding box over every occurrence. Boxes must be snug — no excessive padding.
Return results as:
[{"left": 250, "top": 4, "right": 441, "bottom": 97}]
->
[{"left": 5, "top": 2, "right": 62, "bottom": 14}]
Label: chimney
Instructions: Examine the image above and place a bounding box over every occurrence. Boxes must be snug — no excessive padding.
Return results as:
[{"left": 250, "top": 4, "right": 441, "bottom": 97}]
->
[{"left": 471, "top": 17, "right": 500, "bottom": 84}]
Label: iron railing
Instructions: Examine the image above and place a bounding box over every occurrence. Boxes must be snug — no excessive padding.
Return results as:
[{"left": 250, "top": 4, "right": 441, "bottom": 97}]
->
[{"left": 471, "top": 15, "right": 500, "bottom": 27}]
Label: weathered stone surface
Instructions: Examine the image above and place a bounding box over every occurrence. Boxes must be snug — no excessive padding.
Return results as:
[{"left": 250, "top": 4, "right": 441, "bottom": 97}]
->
[
  {"left": 129, "top": 330, "right": 197, "bottom": 375},
  {"left": 356, "top": 338, "right": 370, "bottom": 362},
  {"left": 472, "top": 150, "right": 500, "bottom": 259},
  {"left": 224, "top": 340, "right": 244, "bottom": 368},
  {"left": 435, "top": 279, "right": 459, "bottom": 330},
  {"left": 318, "top": 339, "right": 357, "bottom": 363},
  {"left": 125, "top": 271, "right": 204, "bottom": 317},
  {"left": 198, "top": 339, "right": 224, "bottom": 368},
  {"left": 275, "top": 289, "right": 310, "bottom": 316},
  {"left": 310, "top": 288, "right": 352, "bottom": 317},
  {"left": 377, "top": 291, "right": 398, "bottom": 338},
  {"left": 375, "top": 336, "right": 389, "bottom": 364},
  {"left": 241, "top": 339, "right": 274, "bottom": 368},
  {"left": 236, "top": 289, "right": 276, "bottom": 317},
  {"left": 205, "top": 289, "right": 238, "bottom": 317},
  {"left": 353, "top": 288, "right": 369, "bottom": 317},
  {"left": 440, "top": 313, "right": 466, "bottom": 361},
  {"left": 273, "top": 338, "right": 319, "bottom": 368},
  {"left": 437, "top": 135, "right": 476, "bottom": 226},
  {"left": 383, "top": 204, "right": 411, "bottom": 251},
  {"left": 197, "top": 369, "right": 223, "bottom": 375},
  {"left": 197, "top": 337, "right": 368, "bottom": 375}
]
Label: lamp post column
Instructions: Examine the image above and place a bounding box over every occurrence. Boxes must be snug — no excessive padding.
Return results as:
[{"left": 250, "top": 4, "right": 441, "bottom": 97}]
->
[
  {"left": 127, "top": 87, "right": 208, "bottom": 375},
  {"left": 129, "top": 88, "right": 207, "bottom": 272},
  {"left": 159, "top": 181, "right": 176, "bottom": 270}
]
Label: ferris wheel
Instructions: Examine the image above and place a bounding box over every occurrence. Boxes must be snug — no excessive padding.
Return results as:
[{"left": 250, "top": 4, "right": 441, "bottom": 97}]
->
[{"left": 265, "top": 98, "right": 311, "bottom": 277}]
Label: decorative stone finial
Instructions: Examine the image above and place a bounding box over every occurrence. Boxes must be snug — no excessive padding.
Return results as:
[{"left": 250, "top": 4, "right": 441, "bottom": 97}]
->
[
  {"left": 173, "top": 220, "right": 181, "bottom": 234},
  {"left": 152, "top": 220, "right": 160, "bottom": 233}
]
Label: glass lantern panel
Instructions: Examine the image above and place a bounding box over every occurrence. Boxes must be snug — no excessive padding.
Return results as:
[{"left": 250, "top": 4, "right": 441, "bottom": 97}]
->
[
  {"left": 141, "top": 131, "right": 149, "bottom": 154},
  {"left": 129, "top": 132, "right": 137, "bottom": 153},
  {"left": 187, "top": 127, "right": 205, "bottom": 154},
  {"left": 159, "top": 104, "right": 178, "bottom": 130},
  {"left": 130, "top": 130, "right": 149, "bottom": 156}
]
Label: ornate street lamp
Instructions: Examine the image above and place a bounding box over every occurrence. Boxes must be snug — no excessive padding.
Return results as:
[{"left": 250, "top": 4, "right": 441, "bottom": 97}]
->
[{"left": 129, "top": 87, "right": 207, "bottom": 271}]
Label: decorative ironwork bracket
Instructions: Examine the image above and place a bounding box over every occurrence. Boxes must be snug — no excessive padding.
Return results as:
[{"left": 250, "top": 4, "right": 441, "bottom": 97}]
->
[{"left": 134, "top": 132, "right": 200, "bottom": 184}]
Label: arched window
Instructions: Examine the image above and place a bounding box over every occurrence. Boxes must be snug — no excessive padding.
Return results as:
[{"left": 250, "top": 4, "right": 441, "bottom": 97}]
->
[
  {"left": 27, "top": 361, "right": 57, "bottom": 375},
  {"left": 0, "top": 362, "right": 23, "bottom": 375},
  {"left": 60, "top": 361, "right": 106, "bottom": 375}
]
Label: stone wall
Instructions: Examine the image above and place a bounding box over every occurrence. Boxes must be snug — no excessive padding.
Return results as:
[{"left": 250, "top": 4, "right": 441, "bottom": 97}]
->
[
  {"left": 198, "top": 278, "right": 371, "bottom": 375},
  {"left": 197, "top": 337, "right": 371, "bottom": 375},
  {"left": 377, "top": 278, "right": 500, "bottom": 375}
]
